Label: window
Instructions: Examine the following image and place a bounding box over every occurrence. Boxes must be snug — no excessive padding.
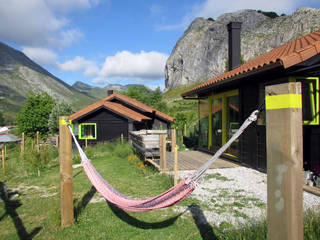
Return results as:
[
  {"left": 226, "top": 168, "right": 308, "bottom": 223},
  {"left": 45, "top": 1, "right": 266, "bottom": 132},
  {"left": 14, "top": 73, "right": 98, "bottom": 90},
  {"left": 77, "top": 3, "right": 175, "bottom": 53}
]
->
[
  {"left": 79, "top": 123, "right": 97, "bottom": 139},
  {"left": 199, "top": 99, "right": 209, "bottom": 148},
  {"left": 290, "top": 77, "right": 319, "bottom": 125},
  {"left": 258, "top": 77, "right": 319, "bottom": 125}
]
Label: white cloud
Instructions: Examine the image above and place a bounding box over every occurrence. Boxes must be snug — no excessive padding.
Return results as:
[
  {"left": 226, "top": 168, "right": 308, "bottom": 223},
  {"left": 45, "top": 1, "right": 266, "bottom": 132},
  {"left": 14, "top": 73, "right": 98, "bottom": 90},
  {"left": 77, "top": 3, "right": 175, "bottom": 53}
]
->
[
  {"left": 58, "top": 56, "right": 99, "bottom": 77},
  {"left": 22, "top": 47, "right": 58, "bottom": 67},
  {"left": 160, "top": 0, "right": 303, "bottom": 31},
  {"left": 0, "top": 0, "right": 100, "bottom": 48},
  {"left": 46, "top": 0, "right": 100, "bottom": 13},
  {"left": 98, "top": 51, "right": 168, "bottom": 83},
  {"left": 192, "top": 0, "right": 299, "bottom": 19}
]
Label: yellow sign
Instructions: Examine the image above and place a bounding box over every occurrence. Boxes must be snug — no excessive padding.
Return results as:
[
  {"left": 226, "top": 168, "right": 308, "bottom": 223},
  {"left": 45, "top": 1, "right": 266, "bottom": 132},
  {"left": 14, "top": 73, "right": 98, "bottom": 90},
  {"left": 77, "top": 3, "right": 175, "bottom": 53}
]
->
[
  {"left": 59, "top": 120, "right": 72, "bottom": 125},
  {"left": 266, "top": 94, "right": 302, "bottom": 110}
]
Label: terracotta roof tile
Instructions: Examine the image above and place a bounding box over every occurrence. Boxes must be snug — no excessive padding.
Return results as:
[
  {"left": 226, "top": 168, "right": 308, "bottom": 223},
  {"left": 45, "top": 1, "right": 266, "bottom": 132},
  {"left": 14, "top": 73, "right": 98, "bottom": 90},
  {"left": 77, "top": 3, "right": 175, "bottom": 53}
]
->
[
  {"left": 182, "top": 30, "right": 320, "bottom": 97},
  {"left": 69, "top": 100, "right": 151, "bottom": 122},
  {"left": 104, "top": 93, "right": 175, "bottom": 122},
  {"left": 70, "top": 93, "right": 174, "bottom": 122}
]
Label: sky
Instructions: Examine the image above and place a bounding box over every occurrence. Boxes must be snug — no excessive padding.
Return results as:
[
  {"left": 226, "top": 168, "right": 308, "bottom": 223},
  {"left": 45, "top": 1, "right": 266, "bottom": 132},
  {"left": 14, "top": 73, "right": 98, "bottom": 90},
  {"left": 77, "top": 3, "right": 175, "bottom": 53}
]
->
[{"left": 0, "top": 0, "right": 319, "bottom": 90}]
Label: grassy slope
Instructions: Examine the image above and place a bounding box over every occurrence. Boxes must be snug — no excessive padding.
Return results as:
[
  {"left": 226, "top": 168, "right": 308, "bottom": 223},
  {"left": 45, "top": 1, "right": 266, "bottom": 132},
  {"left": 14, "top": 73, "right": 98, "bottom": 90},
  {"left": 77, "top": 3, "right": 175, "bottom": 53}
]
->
[{"left": 1, "top": 142, "right": 320, "bottom": 240}]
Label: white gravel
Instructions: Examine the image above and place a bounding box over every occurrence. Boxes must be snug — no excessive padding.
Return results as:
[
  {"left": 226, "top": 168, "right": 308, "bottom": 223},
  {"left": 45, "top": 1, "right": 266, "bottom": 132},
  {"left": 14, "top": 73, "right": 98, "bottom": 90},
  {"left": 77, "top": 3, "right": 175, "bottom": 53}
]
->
[{"left": 172, "top": 167, "right": 320, "bottom": 227}]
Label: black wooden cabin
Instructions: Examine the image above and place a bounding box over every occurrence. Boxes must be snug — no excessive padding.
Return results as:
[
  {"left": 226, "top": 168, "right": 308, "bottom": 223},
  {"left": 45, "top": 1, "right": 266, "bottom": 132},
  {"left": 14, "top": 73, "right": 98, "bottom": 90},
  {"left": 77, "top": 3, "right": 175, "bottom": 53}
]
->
[
  {"left": 69, "top": 92, "right": 174, "bottom": 144},
  {"left": 182, "top": 26, "right": 320, "bottom": 174}
]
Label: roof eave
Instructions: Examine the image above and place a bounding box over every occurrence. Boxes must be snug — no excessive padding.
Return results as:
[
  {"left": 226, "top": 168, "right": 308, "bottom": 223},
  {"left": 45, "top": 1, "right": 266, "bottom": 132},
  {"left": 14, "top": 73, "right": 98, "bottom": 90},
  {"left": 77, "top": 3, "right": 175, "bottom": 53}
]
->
[{"left": 182, "top": 61, "right": 283, "bottom": 97}]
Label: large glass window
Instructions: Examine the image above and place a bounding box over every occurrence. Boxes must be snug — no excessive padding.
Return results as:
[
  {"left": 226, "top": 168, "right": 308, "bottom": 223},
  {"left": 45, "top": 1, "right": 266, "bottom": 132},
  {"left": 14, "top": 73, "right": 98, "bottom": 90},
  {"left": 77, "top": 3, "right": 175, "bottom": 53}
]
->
[
  {"left": 79, "top": 123, "right": 97, "bottom": 139},
  {"left": 199, "top": 99, "right": 209, "bottom": 148},
  {"left": 209, "top": 90, "right": 239, "bottom": 157},
  {"left": 258, "top": 77, "right": 319, "bottom": 125}
]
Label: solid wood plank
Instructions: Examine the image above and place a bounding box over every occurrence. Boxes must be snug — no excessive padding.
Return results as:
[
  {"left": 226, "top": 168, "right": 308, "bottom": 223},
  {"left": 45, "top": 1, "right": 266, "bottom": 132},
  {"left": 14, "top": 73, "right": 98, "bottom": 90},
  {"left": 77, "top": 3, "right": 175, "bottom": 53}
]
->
[
  {"left": 159, "top": 135, "right": 167, "bottom": 170},
  {"left": 266, "top": 82, "right": 303, "bottom": 240},
  {"left": 171, "top": 129, "right": 176, "bottom": 153},
  {"left": 59, "top": 116, "right": 74, "bottom": 228}
]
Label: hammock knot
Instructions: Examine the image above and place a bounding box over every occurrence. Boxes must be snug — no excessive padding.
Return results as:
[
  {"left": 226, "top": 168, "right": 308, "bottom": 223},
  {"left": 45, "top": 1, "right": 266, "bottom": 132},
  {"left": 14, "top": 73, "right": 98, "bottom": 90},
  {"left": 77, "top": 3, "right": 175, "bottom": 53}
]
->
[{"left": 248, "top": 110, "right": 259, "bottom": 122}]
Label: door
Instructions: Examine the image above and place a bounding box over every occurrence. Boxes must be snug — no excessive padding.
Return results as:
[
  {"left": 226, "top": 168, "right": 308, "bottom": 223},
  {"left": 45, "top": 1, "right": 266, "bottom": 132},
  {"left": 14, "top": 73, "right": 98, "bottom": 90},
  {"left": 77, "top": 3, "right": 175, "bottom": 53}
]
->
[{"left": 210, "top": 90, "right": 239, "bottom": 158}]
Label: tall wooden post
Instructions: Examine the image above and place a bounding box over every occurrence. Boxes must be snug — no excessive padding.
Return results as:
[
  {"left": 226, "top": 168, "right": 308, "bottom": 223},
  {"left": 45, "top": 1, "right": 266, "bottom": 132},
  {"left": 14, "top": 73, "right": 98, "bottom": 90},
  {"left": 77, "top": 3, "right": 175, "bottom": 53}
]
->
[
  {"left": 121, "top": 134, "right": 124, "bottom": 144},
  {"left": 2, "top": 149, "right": 5, "bottom": 176},
  {"left": 56, "top": 135, "right": 59, "bottom": 148},
  {"left": 20, "top": 132, "right": 25, "bottom": 156},
  {"left": 159, "top": 134, "right": 167, "bottom": 171},
  {"left": 183, "top": 124, "right": 187, "bottom": 136},
  {"left": 174, "top": 146, "right": 178, "bottom": 185},
  {"left": 59, "top": 116, "right": 74, "bottom": 228},
  {"left": 171, "top": 129, "right": 176, "bottom": 152},
  {"left": 266, "top": 82, "right": 303, "bottom": 240},
  {"left": 36, "top": 131, "right": 39, "bottom": 151}
]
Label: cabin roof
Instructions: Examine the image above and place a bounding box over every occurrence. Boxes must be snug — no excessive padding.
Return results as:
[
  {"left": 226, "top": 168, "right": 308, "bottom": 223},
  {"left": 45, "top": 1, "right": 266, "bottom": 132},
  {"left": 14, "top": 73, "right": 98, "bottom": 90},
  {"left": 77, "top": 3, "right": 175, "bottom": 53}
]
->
[
  {"left": 70, "top": 93, "right": 174, "bottom": 122},
  {"left": 182, "top": 29, "right": 320, "bottom": 97}
]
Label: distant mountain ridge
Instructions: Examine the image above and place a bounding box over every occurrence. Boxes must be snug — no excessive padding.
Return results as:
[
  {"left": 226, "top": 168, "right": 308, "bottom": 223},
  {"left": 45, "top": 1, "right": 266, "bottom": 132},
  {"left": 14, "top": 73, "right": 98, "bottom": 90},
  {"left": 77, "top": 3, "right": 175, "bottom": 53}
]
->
[{"left": 0, "top": 41, "right": 97, "bottom": 120}]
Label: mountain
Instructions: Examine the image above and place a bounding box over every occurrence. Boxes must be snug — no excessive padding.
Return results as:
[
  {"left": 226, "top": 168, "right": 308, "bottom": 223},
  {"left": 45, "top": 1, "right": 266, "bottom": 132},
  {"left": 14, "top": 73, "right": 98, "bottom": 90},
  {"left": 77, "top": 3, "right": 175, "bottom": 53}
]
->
[
  {"left": 165, "top": 7, "right": 320, "bottom": 89},
  {"left": 0, "top": 41, "right": 97, "bottom": 119},
  {"left": 72, "top": 81, "right": 143, "bottom": 99}
]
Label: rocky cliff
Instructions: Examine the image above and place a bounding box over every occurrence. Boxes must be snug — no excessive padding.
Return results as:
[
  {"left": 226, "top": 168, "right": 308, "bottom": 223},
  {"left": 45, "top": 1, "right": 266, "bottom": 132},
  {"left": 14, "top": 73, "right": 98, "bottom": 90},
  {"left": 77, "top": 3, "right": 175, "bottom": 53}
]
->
[{"left": 165, "top": 7, "right": 320, "bottom": 89}]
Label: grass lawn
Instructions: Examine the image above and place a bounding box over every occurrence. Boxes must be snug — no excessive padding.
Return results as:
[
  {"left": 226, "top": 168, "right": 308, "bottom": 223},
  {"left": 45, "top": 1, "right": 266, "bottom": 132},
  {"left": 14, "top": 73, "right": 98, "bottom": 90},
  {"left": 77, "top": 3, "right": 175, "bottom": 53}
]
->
[{"left": 1, "top": 141, "right": 320, "bottom": 240}]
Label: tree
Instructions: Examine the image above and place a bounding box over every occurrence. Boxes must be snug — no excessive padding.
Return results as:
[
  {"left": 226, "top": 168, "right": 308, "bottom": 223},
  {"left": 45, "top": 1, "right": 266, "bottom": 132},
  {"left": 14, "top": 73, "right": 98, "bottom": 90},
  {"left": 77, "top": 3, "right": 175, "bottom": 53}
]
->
[
  {"left": 0, "top": 111, "right": 4, "bottom": 126},
  {"left": 16, "top": 91, "right": 55, "bottom": 138},
  {"left": 48, "top": 101, "right": 74, "bottom": 134}
]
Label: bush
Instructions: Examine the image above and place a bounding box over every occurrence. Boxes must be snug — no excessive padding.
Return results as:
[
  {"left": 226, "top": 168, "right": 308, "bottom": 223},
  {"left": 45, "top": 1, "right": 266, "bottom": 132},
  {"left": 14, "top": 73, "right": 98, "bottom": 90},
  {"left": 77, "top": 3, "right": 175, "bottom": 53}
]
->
[{"left": 21, "top": 139, "right": 51, "bottom": 176}]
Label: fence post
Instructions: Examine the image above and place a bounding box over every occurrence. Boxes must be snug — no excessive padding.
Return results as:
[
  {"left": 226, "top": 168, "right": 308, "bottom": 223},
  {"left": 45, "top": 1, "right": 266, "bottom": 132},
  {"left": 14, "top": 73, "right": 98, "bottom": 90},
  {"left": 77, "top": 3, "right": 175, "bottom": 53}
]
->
[
  {"left": 2, "top": 149, "right": 4, "bottom": 176},
  {"left": 266, "top": 82, "right": 303, "bottom": 240},
  {"left": 174, "top": 146, "right": 178, "bottom": 185},
  {"left": 59, "top": 116, "right": 74, "bottom": 228},
  {"left": 56, "top": 135, "right": 59, "bottom": 148},
  {"left": 159, "top": 134, "right": 167, "bottom": 171},
  {"left": 121, "top": 134, "right": 124, "bottom": 144},
  {"left": 184, "top": 124, "right": 187, "bottom": 136},
  {"left": 36, "top": 131, "right": 39, "bottom": 151},
  {"left": 171, "top": 129, "right": 176, "bottom": 152},
  {"left": 20, "top": 132, "right": 25, "bottom": 157}
]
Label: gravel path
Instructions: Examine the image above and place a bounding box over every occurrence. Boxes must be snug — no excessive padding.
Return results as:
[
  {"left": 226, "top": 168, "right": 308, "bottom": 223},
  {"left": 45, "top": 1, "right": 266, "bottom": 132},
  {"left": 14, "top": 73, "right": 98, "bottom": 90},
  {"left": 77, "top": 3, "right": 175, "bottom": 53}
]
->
[{"left": 173, "top": 167, "right": 320, "bottom": 227}]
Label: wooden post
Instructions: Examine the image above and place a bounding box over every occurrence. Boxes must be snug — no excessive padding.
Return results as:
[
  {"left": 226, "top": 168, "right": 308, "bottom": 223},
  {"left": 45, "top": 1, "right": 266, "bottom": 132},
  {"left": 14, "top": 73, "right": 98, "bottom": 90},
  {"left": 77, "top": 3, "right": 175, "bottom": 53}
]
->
[
  {"left": 184, "top": 123, "right": 187, "bottom": 136},
  {"left": 4, "top": 145, "right": 6, "bottom": 161},
  {"left": 174, "top": 146, "right": 178, "bottom": 185},
  {"left": 171, "top": 129, "right": 176, "bottom": 152},
  {"left": 36, "top": 131, "right": 39, "bottom": 151},
  {"left": 21, "top": 132, "right": 25, "bottom": 156},
  {"left": 2, "top": 149, "right": 4, "bottom": 176},
  {"left": 121, "top": 134, "right": 124, "bottom": 144},
  {"left": 59, "top": 116, "right": 74, "bottom": 228},
  {"left": 266, "top": 82, "right": 303, "bottom": 240},
  {"left": 159, "top": 134, "right": 167, "bottom": 171},
  {"left": 56, "top": 135, "right": 59, "bottom": 147},
  {"left": 85, "top": 139, "right": 87, "bottom": 148}
]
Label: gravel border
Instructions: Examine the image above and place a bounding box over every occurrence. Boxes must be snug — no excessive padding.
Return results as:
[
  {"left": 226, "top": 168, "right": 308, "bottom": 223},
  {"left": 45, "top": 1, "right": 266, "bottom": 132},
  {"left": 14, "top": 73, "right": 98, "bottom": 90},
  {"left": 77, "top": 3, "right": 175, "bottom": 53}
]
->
[{"left": 172, "top": 167, "right": 320, "bottom": 227}]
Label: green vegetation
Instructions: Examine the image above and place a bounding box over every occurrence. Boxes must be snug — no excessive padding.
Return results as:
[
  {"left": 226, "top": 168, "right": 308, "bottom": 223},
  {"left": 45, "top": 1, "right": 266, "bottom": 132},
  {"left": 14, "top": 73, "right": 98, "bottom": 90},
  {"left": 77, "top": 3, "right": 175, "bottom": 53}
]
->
[
  {"left": 0, "top": 111, "right": 4, "bottom": 126},
  {"left": 1, "top": 141, "right": 320, "bottom": 239},
  {"left": 48, "top": 101, "right": 74, "bottom": 134},
  {"left": 16, "top": 92, "right": 55, "bottom": 138},
  {"left": 257, "top": 10, "right": 279, "bottom": 19}
]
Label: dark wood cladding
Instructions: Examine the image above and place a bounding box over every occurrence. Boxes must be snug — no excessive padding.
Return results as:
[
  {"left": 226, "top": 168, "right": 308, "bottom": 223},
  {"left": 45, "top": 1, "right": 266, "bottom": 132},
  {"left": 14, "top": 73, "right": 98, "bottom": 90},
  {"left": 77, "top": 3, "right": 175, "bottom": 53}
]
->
[{"left": 78, "top": 108, "right": 128, "bottom": 143}]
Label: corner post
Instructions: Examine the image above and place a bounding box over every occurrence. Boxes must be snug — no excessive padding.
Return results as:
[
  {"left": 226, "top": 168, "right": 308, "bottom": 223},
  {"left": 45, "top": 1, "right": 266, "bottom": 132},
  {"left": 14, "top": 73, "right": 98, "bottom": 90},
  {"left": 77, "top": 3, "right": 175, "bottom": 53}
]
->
[
  {"left": 266, "top": 82, "right": 303, "bottom": 240},
  {"left": 59, "top": 116, "right": 74, "bottom": 228},
  {"left": 171, "top": 129, "right": 176, "bottom": 152},
  {"left": 159, "top": 134, "right": 167, "bottom": 171}
]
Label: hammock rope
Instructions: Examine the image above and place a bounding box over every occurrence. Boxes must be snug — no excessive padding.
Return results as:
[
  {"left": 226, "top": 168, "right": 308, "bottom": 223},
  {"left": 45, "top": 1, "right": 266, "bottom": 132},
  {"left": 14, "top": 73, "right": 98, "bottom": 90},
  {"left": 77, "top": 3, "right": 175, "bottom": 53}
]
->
[{"left": 67, "top": 109, "right": 259, "bottom": 212}]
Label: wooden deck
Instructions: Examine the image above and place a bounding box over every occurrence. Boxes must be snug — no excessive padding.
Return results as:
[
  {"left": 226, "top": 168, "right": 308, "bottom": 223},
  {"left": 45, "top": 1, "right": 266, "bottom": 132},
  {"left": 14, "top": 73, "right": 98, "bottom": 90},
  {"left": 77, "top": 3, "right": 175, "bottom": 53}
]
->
[{"left": 146, "top": 150, "right": 239, "bottom": 171}]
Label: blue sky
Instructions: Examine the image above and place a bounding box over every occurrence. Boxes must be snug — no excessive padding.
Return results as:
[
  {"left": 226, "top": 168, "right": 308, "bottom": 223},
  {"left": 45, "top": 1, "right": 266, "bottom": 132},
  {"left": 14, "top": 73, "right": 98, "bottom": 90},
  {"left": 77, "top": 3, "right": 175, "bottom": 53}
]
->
[{"left": 0, "top": 0, "right": 319, "bottom": 90}]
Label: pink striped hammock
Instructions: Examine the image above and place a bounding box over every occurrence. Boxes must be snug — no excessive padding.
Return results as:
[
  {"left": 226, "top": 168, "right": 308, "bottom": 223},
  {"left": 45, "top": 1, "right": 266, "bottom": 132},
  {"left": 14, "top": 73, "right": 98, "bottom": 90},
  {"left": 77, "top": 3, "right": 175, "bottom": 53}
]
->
[{"left": 68, "top": 110, "right": 259, "bottom": 212}]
